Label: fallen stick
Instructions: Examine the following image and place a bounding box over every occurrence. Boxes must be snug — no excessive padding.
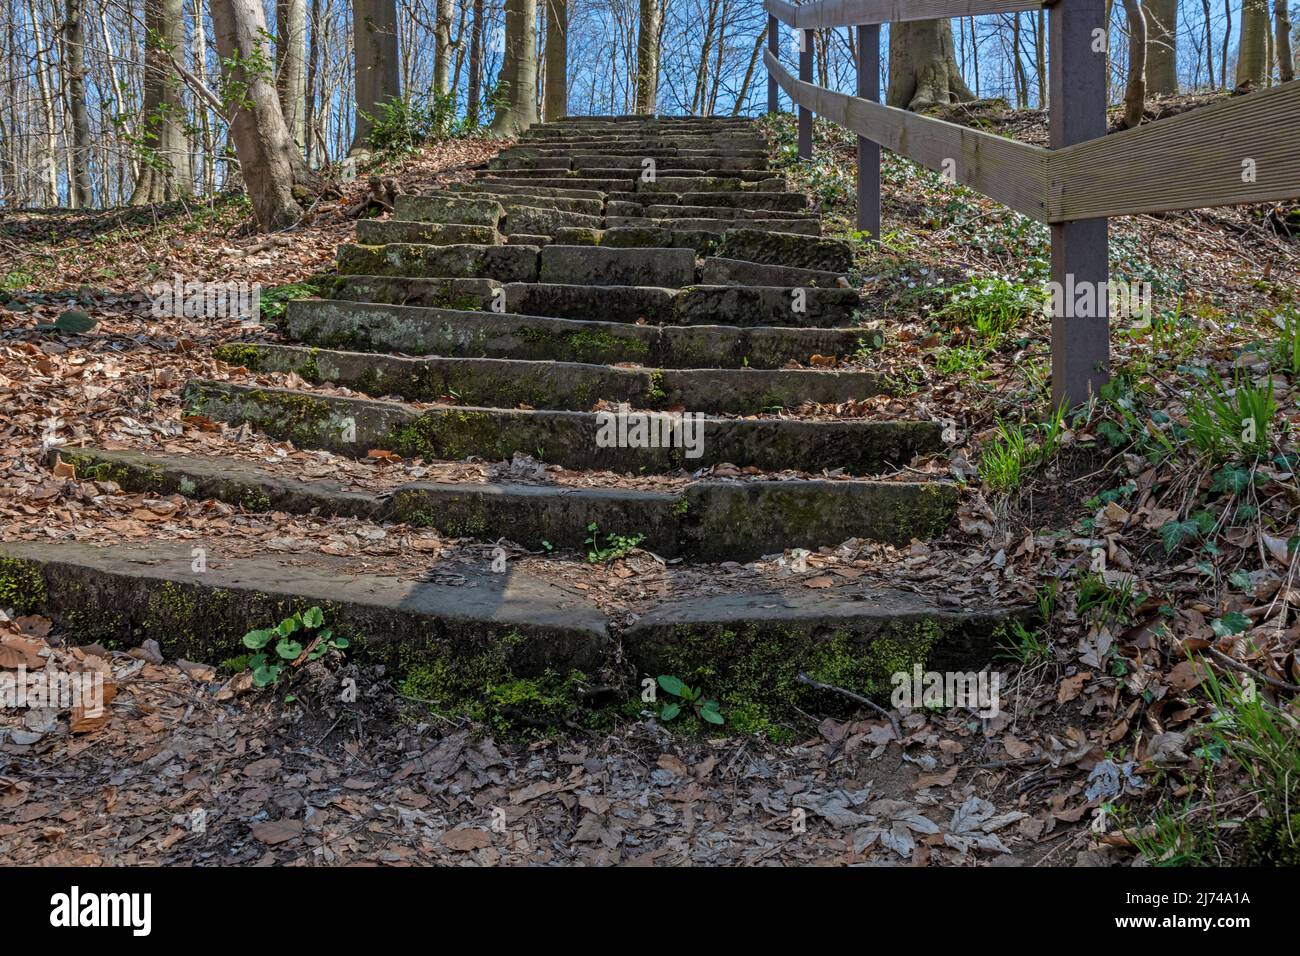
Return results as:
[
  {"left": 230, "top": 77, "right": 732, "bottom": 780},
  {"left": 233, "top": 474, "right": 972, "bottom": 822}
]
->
[
  {"left": 796, "top": 671, "right": 902, "bottom": 740},
  {"left": 1203, "top": 646, "right": 1300, "bottom": 694}
]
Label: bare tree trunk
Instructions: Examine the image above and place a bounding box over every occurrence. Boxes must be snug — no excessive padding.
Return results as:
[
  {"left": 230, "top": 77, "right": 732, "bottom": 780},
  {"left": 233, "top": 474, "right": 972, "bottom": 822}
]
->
[
  {"left": 1035, "top": 11, "right": 1047, "bottom": 107},
  {"left": 489, "top": 0, "right": 538, "bottom": 134},
  {"left": 1276, "top": 0, "right": 1294, "bottom": 82},
  {"left": 887, "top": 19, "right": 973, "bottom": 110},
  {"left": 433, "top": 0, "right": 453, "bottom": 94},
  {"left": 211, "top": 0, "right": 318, "bottom": 230},
  {"left": 635, "top": 0, "right": 661, "bottom": 114},
  {"left": 1236, "top": 0, "right": 1270, "bottom": 89},
  {"left": 130, "top": 0, "right": 193, "bottom": 204},
  {"left": 1142, "top": 0, "right": 1177, "bottom": 94},
  {"left": 351, "top": 0, "right": 401, "bottom": 153},
  {"left": 1222, "top": 0, "right": 1231, "bottom": 88},
  {"left": 61, "top": 0, "right": 93, "bottom": 207},
  {"left": 543, "top": 0, "right": 567, "bottom": 120},
  {"left": 466, "top": 0, "right": 484, "bottom": 124},
  {"left": 733, "top": 27, "right": 765, "bottom": 115},
  {"left": 275, "top": 0, "right": 306, "bottom": 147},
  {"left": 1120, "top": 0, "right": 1147, "bottom": 128},
  {"left": 305, "top": 0, "right": 320, "bottom": 165}
]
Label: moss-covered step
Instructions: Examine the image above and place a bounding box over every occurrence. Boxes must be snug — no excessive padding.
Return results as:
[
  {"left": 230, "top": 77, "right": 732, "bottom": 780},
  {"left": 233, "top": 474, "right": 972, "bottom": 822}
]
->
[
  {"left": 320, "top": 275, "right": 496, "bottom": 310},
  {"left": 282, "top": 299, "right": 865, "bottom": 369},
  {"left": 638, "top": 176, "right": 786, "bottom": 194},
  {"left": 336, "top": 242, "right": 540, "bottom": 281},
  {"left": 503, "top": 204, "right": 603, "bottom": 234},
  {"left": 643, "top": 204, "right": 816, "bottom": 222},
  {"left": 354, "top": 220, "right": 498, "bottom": 246},
  {"left": 210, "top": 343, "right": 884, "bottom": 413},
  {"left": 716, "top": 228, "right": 854, "bottom": 273},
  {"left": 181, "top": 380, "right": 942, "bottom": 475},
  {"left": 606, "top": 216, "right": 821, "bottom": 237},
  {"left": 680, "top": 191, "right": 807, "bottom": 211},
  {"left": 508, "top": 146, "right": 769, "bottom": 162},
  {"left": 538, "top": 245, "right": 696, "bottom": 287},
  {"left": 450, "top": 181, "right": 605, "bottom": 202},
  {"left": 622, "top": 588, "right": 1025, "bottom": 739},
  {"left": 316, "top": 277, "right": 861, "bottom": 328},
  {"left": 403, "top": 191, "right": 603, "bottom": 216},
  {"left": 0, "top": 539, "right": 608, "bottom": 671},
  {"left": 389, "top": 194, "right": 505, "bottom": 227},
  {"left": 568, "top": 155, "right": 771, "bottom": 172},
  {"left": 53, "top": 447, "right": 959, "bottom": 558},
  {"left": 476, "top": 175, "right": 633, "bottom": 192},
  {"left": 702, "top": 256, "right": 844, "bottom": 288}
]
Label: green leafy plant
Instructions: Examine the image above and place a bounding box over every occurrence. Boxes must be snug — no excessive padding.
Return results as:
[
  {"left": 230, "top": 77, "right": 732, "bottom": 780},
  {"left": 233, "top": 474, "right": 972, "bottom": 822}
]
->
[
  {"left": 584, "top": 523, "right": 644, "bottom": 563},
  {"left": 241, "top": 605, "right": 348, "bottom": 688},
  {"left": 934, "top": 275, "right": 1044, "bottom": 346},
  {"left": 656, "top": 675, "right": 724, "bottom": 726},
  {"left": 366, "top": 92, "right": 458, "bottom": 155}
]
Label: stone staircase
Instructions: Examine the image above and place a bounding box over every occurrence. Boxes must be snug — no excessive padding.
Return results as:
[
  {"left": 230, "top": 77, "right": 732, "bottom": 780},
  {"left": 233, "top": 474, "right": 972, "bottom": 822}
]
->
[{"left": 3, "top": 116, "right": 1024, "bottom": 732}]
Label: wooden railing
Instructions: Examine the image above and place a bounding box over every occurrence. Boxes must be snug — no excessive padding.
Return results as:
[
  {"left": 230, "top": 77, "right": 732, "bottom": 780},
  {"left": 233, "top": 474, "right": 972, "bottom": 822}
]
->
[{"left": 764, "top": 0, "right": 1300, "bottom": 406}]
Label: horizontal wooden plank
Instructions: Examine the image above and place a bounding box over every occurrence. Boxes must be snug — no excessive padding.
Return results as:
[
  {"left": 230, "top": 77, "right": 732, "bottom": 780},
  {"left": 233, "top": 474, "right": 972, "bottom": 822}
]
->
[
  {"left": 764, "top": 50, "right": 1050, "bottom": 221},
  {"left": 763, "top": 0, "right": 1042, "bottom": 28},
  {"left": 1048, "top": 80, "right": 1300, "bottom": 220}
]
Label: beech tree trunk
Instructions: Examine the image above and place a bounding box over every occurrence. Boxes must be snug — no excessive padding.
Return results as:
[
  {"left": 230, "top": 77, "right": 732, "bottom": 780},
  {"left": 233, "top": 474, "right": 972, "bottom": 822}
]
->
[
  {"left": 275, "top": 0, "right": 306, "bottom": 147},
  {"left": 489, "top": 0, "right": 539, "bottom": 135},
  {"left": 211, "top": 0, "right": 318, "bottom": 230},
  {"left": 62, "top": 0, "right": 93, "bottom": 207},
  {"left": 351, "top": 0, "right": 401, "bottom": 152},
  {"left": 1145, "top": 0, "right": 1177, "bottom": 94},
  {"left": 635, "top": 0, "right": 661, "bottom": 114},
  {"left": 1275, "top": 0, "right": 1294, "bottom": 82},
  {"left": 434, "top": 0, "right": 453, "bottom": 95},
  {"left": 1120, "top": 0, "right": 1148, "bottom": 128},
  {"left": 467, "top": 0, "right": 485, "bottom": 124},
  {"left": 886, "top": 19, "right": 974, "bottom": 110},
  {"left": 130, "top": 0, "right": 193, "bottom": 204},
  {"left": 543, "top": 0, "right": 568, "bottom": 121},
  {"left": 1236, "top": 0, "right": 1270, "bottom": 89}
]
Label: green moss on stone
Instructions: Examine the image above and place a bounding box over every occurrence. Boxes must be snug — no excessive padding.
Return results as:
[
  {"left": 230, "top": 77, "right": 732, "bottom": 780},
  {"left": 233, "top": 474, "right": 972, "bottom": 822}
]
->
[
  {"left": 212, "top": 344, "right": 264, "bottom": 369},
  {"left": 388, "top": 409, "right": 498, "bottom": 461},
  {"left": 0, "top": 557, "right": 46, "bottom": 614}
]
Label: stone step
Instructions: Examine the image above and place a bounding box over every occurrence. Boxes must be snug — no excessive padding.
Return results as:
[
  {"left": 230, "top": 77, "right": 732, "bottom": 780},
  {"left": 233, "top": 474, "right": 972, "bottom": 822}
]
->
[
  {"left": 284, "top": 298, "right": 866, "bottom": 368},
  {"left": 450, "top": 181, "right": 605, "bottom": 201},
  {"left": 537, "top": 244, "right": 696, "bottom": 286},
  {"left": 611, "top": 202, "right": 815, "bottom": 222},
  {"left": 56, "top": 447, "right": 956, "bottom": 559},
  {"left": 319, "top": 277, "right": 862, "bottom": 327},
  {"left": 493, "top": 155, "right": 772, "bottom": 173},
  {"left": 0, "top": 539, "right": 1018, "bottom": 730},
  {"left": 717, "top": 228, "right": 855, "bottom": 274},
  {"left": 338, "top": 242, "right": 541, "bottom": 282},
  {"left": 703, "top": 256, "right": 846, "bottom": 288},
  {"left": 410, "top": 191, "right": 603, "bottom": 216},
  {"left": 679, "top": 191, "right": 807, "bottom": 211},
  {"left": 605, "top": 216, "right": 820, "bottom": 236},
  {"left": 213, "top": 343, "right": 883, "bottom": 413},
  {"left": 355, "top": 219, "right": 499, "bottom": 246},
  {"left": 390, "top": 194, "right": 504, "bottom": 227},
  {"left": 639, "top": 176, "right": 786, "bottom": 193},
  {"left": 504, "top": 204, "right": 604, "bottom": 234},
  {"left": 475, "top": 175, "right": 633, "bottom": 193},
  {"left": 507, "top": 145, "right": 769, "bottom": 161},
  {"left": 182, "top": 380, "right": 941, "bottom": 475}
]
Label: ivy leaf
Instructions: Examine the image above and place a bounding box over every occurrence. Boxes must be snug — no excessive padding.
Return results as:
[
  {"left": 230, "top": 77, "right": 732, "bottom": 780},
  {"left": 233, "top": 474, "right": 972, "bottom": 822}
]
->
[
  {"left": 1210, "top": 612, "right": 1251, "bottom": 639},
  {"left": 242, "top": 628, "right": 272, "bottom": 650}
]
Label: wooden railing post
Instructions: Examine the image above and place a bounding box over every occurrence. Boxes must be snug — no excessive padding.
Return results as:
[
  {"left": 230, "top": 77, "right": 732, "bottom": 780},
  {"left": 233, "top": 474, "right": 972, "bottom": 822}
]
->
[
  {"left": 767, "top": 16, "right": 779, "bottom": 114},
  {"left": 856, "top": 24, "right": 881, "bottom": 241},
  {"left": 1049, "top": 0, "right": 1110, "bottom": 408},
  {"left": 798, "top": 28, "right": 813, "bottom": 160}
]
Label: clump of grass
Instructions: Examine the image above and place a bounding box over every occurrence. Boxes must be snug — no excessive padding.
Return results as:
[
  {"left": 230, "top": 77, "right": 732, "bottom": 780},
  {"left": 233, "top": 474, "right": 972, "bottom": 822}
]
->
[
  {"left": 1183, "top": 369, "right": 1276, "bottom": 462},
  {"left": 978, "top": 405, "right": 1067, "bottom": 492},
  {"left": 934, "top": 275, "right": 1044, "bottom": 346}
]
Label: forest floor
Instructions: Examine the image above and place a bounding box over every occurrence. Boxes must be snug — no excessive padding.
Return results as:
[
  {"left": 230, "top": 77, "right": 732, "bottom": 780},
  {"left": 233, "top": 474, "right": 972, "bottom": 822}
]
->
[{"left": 2, "top": 99, "right": 1299, "bottom": 866}]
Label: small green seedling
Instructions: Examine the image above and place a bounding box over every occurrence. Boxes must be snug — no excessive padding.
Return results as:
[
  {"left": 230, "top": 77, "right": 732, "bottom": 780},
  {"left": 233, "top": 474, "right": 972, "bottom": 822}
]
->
[
  {"left": 656, "top": 675, "right": 724, "bottom": 725},
  {"left": 241, "top": 605, "right": 349, "bottom": 688}
]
